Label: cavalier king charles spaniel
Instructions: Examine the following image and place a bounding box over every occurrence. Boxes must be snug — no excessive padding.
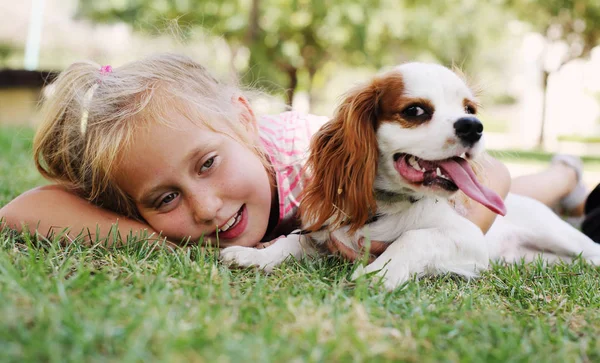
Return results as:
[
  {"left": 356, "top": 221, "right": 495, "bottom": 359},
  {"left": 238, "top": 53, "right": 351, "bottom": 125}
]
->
[{"left": 221, "top": 63, "right": 600, "bottom": 290}]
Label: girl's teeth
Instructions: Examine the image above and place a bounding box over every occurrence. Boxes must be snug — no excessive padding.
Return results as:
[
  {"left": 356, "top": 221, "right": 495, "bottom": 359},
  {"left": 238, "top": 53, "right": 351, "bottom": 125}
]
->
[{"left": 220, "top": 211, "right": 241, "bottom": 232}]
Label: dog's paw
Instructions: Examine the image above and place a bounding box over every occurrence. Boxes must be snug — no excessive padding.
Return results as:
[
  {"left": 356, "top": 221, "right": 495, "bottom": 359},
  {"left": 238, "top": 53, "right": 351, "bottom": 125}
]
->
[
  {"left": 219, "top": 246, "right": 276, "bottom": 272},
  {"left": 587, "top": 255, "right": 600, "bottom": 266},
  {"left": 350, "top": 264, "right": 367, "bottom": 281},
  {"left": 351, "top": 260, "right": 411, "bottom": 290}
]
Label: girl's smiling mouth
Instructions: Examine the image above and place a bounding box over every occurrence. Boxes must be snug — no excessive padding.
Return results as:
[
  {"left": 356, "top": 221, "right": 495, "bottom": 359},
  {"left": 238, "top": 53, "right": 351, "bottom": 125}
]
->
[{"left": 213, "top": 205, "right": 248, "bottom": 240}]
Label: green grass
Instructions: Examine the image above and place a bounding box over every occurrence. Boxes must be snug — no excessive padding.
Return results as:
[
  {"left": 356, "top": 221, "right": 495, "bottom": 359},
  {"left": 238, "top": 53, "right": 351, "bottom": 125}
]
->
[
  {"left": 489, "top": 148, "right": 600, "bottom": 168},
  {"left": 558, "top": 134, "right": 600, "bottom": 144},
  {"left": 2, "top": 126, "right": 600, "bottom": 362},
  {"left": 481, "top": 116, "right": 510, "bottom": 134},
  {"left": 0, "top": 127, "right": 46, "bottom": 206}
]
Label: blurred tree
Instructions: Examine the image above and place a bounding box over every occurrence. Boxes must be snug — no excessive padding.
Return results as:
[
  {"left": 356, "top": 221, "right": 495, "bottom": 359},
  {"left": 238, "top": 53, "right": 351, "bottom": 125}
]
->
[
  {"left": 77, "top": 0, "right": 514, "bottom": 107},
  {"left": 0, "top": 43, "right": 15, "bottom": 67},
  {"left": 77, "top": 0, "right": 398, "bottom": 105},
  {"left": 241, "top": 0, "right": 388, "bottom": 105},
  {"left": 504, "top": 0, "right": 600, "bottom": 146},
  {"left": 401, "top": 0, "right": 514, "bottom": 76}
]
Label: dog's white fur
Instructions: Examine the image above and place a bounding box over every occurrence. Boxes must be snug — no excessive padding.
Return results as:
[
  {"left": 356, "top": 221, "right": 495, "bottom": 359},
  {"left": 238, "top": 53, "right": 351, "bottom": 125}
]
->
[{"left": 220, "top": 63, "right": 600, "bottom": 290}]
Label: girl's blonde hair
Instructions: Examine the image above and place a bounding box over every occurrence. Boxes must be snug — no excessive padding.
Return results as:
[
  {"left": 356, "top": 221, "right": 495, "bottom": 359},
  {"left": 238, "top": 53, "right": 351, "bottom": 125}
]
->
[{"left": 34, "top": 53, "right": 266, "bottom": 219}]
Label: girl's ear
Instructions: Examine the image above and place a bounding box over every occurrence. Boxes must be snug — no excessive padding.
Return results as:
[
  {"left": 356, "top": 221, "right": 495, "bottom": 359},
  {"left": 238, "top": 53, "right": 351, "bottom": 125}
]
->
[{"left": 234, "top": 95, "right": 259, "bottom": 137}]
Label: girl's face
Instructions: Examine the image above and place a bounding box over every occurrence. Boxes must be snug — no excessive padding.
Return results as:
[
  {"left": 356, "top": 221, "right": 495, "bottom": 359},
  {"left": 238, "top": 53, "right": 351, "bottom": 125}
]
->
[{"left": 115, "top": 106, "right": 275, "bottom": 248}]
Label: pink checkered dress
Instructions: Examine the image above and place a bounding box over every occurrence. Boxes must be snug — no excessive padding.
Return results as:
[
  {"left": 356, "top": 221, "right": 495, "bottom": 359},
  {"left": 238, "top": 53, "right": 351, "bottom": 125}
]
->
[{"left": 259, "top": 112, "right": 328, "bottom": 237}]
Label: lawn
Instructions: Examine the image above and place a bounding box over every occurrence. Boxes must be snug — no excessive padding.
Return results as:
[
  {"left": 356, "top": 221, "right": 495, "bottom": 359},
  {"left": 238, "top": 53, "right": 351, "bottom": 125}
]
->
[{"left": 1, "top": 126, "right": 600, "bottom": 362}]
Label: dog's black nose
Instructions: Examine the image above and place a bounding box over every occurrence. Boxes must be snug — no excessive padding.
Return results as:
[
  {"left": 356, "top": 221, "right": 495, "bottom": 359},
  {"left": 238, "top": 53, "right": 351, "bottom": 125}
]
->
[{"left": 454, "top": 117, "right": 483, "bottom": 145}]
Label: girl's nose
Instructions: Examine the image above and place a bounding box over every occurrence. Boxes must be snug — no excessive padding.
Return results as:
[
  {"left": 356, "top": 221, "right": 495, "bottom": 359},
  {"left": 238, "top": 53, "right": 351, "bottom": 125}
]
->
[{"left": 189, "top": 193, "right": 223, "bottom": 225}]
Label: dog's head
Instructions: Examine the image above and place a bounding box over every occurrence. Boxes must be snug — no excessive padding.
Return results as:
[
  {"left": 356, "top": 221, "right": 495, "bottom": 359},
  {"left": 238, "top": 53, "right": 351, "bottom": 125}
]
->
[{"left": 301, "top": 63, "right": 506, "bottom": 232}]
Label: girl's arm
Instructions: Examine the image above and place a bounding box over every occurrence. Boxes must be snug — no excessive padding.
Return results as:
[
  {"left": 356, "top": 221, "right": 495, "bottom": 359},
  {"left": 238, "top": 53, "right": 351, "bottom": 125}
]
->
[{"left": 0, "top": 185, "right": 177, "bottom": 248}]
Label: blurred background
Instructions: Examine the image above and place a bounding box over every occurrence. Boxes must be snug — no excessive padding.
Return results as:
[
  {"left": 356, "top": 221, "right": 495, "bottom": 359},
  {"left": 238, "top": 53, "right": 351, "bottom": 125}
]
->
[{"left": 0, "top": 0, "right": 599, "bottom": 179}]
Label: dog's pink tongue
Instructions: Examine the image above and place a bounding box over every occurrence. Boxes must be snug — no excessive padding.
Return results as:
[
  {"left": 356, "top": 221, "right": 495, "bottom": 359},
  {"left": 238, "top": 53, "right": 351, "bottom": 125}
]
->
[{"left": 440, "top": 158, "right": 507, "bottom": 216}]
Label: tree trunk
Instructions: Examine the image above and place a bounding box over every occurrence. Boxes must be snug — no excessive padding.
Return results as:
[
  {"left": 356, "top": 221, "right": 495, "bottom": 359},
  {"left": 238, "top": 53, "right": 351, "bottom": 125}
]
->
[
  {"left": 285, "top": 67, "right": 298, "bottom": 106},
  {"left": 537, "top": 70, "right": 550, "bottom": 149},
  {"left": 245, "top": 0, "right": 260, "bottom": 44},
  {"left": 306, "top": 66, "right": 317, "bottom": 113}
]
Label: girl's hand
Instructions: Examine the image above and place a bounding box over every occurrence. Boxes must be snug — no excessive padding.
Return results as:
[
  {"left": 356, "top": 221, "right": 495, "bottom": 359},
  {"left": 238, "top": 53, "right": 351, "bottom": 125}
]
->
[{"left": 325, "top": 233, "right": 388, "bottom": 263}]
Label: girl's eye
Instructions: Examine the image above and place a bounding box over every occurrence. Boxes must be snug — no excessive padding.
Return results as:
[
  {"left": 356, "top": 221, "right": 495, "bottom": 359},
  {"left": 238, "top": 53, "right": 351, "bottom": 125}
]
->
[
  {"left": 200, "top": 156, "right": 216, "bottom": 172},
  {"left": 158, "top": 192, "right": 179, "bottom": 208}
]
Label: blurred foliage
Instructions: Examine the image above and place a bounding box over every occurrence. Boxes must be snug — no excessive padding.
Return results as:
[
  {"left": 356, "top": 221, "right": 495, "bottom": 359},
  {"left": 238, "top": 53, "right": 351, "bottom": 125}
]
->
[
  {"left": 491, "top": 93, "right": 519, "bottom": 106},
  {"left": 501, "top": 0, "right": 600, "bottom": 146},
  {"left": 75, "top": 0, "right": 599, "bottom": 116},
  {"left": 0, "top": 43, "right": 16, "bottom": 67},
  {"left": 76, "top": 0, "right": 515, "bottom": 104},
  {"left": 504, "top": 0, "right": 600, "bottom": 69},
  {"left": 77, "top": 0, "right": 399, "bottom": 103},
  {"left": 401, "top": 0, "right": 513, "bottom": 71}
]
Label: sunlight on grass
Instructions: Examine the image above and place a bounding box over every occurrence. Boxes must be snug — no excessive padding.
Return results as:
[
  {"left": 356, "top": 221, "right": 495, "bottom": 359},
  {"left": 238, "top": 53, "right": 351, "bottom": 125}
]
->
[
  {"left": 1, "top": 126, "right": 600, "bottom": 361},
  {"left": 0, "top": 126, "right": 46, "bottom": 206}
]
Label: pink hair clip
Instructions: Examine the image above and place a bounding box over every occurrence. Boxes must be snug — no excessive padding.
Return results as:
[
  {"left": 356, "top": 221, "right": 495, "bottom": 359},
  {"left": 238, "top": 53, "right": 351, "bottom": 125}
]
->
[{"left": 100, "top": 65, "right": 113, "bottom": 75}]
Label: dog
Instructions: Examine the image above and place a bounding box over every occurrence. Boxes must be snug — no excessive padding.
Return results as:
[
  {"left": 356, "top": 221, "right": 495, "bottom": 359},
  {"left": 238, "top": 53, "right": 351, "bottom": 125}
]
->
[{"left": 220, "top": 63, "right": 600, "bottom": 290}]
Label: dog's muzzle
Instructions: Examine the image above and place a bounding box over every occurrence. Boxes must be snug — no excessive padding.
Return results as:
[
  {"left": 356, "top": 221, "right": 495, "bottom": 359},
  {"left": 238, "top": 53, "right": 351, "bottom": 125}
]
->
[{"left": 454, "top": 117, "right": 483, "bottom": 146}]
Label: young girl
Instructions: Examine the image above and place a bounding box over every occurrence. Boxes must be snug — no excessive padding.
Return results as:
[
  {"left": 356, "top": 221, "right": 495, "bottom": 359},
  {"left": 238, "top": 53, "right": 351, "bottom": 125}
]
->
[{"left": 0, "top": 53, "right": 570, "bottom": 252}]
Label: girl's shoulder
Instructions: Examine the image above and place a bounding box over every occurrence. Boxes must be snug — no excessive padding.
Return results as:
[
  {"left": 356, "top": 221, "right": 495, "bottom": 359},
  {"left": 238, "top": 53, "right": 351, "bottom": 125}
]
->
[
  {"left": 258, "top": 112, "right": 329, "bottom": 231},
  {"left": 258, "top": 111, "right": 328, "bottom": 140},
  {"left": 258, "top": 111, "right": 328, "bottom": 164}
]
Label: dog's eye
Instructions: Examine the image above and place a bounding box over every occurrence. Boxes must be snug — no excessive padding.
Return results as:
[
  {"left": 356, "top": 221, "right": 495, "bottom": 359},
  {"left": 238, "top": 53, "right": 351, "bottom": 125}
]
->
[
  {"left": 403, "top": 106, "right": 426, "bottom": 117},
  {"left": 465, "top": 105, "right": 476, "bottom": 114}
]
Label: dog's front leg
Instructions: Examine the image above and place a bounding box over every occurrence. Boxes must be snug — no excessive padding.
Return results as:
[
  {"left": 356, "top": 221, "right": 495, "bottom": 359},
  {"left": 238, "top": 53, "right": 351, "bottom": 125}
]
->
[
  {"left": 220, "top": 234, "right": 317, "bottom": 272},
  {"left": 352, "top": 222, "right": 488, "bottom": 290}
]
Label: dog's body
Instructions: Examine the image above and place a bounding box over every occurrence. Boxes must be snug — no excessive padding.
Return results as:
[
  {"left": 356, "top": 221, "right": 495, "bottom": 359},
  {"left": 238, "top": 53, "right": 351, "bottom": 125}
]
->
[{"left": 221, "top": 63, "right": 600, "bottom": 290}]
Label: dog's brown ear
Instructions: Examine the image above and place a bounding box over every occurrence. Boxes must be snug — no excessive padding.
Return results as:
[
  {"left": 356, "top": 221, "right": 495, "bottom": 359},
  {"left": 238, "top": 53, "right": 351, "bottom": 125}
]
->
[{"left": 301, "top": 81, "right": 381, "bottom": 233}]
